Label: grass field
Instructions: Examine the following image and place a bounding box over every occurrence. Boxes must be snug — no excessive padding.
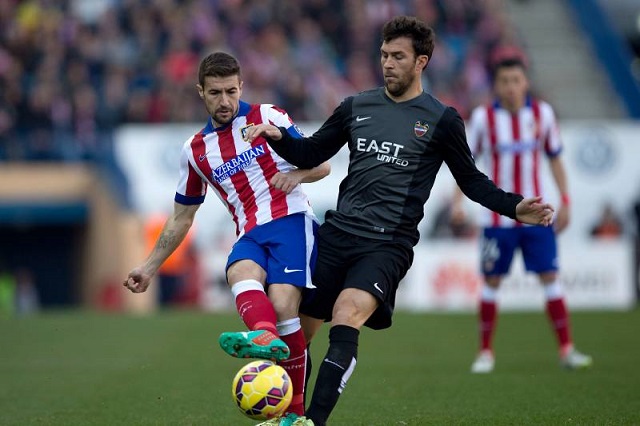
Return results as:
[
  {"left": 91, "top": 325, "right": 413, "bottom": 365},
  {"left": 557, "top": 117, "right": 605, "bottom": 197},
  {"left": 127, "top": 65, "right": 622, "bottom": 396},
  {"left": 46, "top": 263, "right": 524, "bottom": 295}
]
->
[{"left": 1, "top": 309, "right": 639, "bottom": 425}]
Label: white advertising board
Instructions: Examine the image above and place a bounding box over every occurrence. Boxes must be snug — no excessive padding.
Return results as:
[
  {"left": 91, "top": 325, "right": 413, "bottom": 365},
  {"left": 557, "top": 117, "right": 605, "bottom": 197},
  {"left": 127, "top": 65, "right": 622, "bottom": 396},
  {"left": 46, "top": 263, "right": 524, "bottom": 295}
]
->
[
  {"left": 114, "top": 120, "right": 639, "bottom": 311},
  {"left": 397, "top": 240, "right": 635, "bottom": 311}
]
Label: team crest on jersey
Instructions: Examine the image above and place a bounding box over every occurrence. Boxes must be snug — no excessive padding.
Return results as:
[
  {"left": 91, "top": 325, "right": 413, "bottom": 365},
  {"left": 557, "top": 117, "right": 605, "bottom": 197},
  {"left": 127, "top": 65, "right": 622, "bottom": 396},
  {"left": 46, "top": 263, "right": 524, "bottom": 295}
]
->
[
  {"left": 240, "top": 123, "right": 255, "bottom": 142},
  {"left": 414, "top": 121, "right": 429, "bottom": 137}
]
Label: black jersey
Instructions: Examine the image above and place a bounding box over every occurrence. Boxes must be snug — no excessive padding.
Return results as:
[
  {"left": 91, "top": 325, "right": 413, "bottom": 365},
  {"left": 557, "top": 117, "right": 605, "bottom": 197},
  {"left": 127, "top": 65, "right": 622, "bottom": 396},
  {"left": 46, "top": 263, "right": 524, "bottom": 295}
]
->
[{"left": 268, "top": 88, "right": 523, "bottom": 246}]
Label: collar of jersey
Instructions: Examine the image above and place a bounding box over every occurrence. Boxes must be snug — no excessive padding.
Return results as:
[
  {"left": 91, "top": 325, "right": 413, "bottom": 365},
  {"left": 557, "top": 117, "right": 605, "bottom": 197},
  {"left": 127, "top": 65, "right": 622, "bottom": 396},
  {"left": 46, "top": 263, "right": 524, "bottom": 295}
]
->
[
  {"left": 202, "top": 101, "right": 251, "bottom": 135},
  {"left": 492, "top": 94, "right": 532, "bottom": 110},
  {"left": 380, "top": 87, "right": 428, "bottom": 106}
]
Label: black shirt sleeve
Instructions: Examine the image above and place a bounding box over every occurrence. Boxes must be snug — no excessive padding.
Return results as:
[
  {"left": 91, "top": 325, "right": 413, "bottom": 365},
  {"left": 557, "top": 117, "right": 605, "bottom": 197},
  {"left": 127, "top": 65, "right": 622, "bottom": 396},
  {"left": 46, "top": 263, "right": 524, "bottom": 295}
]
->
[
  {"left": 436, "top": 107, "right": 524, "bottom": 219},
  {"left": 266, "top": 98, "right": 352, "bottom": 169}
]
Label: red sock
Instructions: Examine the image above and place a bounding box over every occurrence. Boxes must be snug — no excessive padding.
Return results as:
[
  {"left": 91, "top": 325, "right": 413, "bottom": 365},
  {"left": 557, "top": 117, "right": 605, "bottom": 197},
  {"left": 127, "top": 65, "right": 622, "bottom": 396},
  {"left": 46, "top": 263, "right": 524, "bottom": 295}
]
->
[
  {"left": 279, "top": 327, "right": 307, "bottom": 416},
  {"left": 479, "top": 300, "right": 497, "bottom": 351},
  {"left": 234, "top": 289, "right": 278, "bottom": 335},
  {"left": 546, "top": 297, "right": 571, "bottom": 350}
]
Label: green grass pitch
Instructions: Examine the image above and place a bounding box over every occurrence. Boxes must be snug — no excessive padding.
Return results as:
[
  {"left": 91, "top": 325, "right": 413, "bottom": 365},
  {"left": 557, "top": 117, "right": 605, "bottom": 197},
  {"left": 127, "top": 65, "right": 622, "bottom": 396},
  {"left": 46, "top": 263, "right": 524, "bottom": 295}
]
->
[{"left": 1, "top": 309, "right": 639, "bottom": 425}]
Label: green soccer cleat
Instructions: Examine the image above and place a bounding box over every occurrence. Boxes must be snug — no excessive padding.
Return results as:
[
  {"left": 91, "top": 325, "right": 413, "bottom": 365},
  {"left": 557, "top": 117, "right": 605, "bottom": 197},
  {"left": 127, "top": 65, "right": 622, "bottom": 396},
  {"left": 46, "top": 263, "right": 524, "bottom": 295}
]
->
[
  {"left": 219, "top": 329, "right": 290, "bottom": 361},
  {"left": 256, "top": 413, "right": 314, "bottom": 426}
]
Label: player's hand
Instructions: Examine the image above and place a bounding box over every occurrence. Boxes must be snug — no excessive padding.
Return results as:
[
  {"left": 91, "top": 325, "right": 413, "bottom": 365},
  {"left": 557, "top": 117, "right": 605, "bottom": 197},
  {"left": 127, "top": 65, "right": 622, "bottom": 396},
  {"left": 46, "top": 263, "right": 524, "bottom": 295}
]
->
[
  {"left": 244, "top": 124, "right": 283, "bottom": 142},
  {"left": 270, "top": 170, "right": 303, "bottom": 194},
  {"left": 123, "top": 266, "right": 153, "bottom": 293},
  {"left": 515, "top": 196, "right": 555, "bottom": 226},
  {"left": 553, "top": 204, "right": 570, "bottom": 234}
]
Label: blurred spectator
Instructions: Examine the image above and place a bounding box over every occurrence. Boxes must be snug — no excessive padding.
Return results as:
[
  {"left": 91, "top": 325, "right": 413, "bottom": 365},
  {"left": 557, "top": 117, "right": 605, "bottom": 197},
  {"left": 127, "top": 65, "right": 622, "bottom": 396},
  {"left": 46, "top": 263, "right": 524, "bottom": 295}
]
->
[
  {"left": 15, "top": 267, "right": 39, "bottom": 315},
  {"left": 429, "top": 198, "right": 477, "bottom": 240},
  {"left": 0, "top": 0, "right": 524, "bottom": 162},
  {"left": 590, "top": 202, "right": 624, "bottom": 239}
]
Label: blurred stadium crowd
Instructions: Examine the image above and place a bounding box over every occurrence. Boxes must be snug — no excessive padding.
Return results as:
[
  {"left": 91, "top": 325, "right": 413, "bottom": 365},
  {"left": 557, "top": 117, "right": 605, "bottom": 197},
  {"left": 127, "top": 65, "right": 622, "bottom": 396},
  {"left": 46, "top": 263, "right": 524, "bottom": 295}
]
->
[{"left": 0, "top": 0, "right": 524, "bottom": 162}]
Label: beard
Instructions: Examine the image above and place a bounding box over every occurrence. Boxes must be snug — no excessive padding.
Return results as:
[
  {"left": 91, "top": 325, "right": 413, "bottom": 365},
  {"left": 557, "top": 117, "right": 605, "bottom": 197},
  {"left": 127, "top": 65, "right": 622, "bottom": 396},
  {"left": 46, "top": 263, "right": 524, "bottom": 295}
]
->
[
  {"left": 211, "top": 108, "right": 236, "bottom": 126},
  {"left": 384, "top": 74, "right": 414, "bottom": 98}
]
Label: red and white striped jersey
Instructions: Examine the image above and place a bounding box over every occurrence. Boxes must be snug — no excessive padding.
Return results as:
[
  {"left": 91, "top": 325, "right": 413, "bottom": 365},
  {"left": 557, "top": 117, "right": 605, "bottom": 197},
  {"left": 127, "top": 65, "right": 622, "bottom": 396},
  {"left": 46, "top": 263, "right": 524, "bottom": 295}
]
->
[
  {"left": 467, "top": 96, "right": 562, "bottom": 227},
  {"left": 175, "top": 101, "right": 315, "bottom": 238}
]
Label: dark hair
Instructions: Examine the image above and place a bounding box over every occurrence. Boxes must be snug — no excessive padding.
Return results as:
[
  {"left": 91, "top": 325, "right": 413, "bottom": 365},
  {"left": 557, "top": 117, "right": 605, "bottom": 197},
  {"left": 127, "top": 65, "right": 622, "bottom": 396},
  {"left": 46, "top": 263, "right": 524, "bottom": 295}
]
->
[
  {"left": 198, "top": 52, "right": 241, "bottom": 86},
  {"left": 490, "top": 57, "right": 527, "bottom": 82},
  {"left": 381, "top": 16, "right": 435, "bottom": 61}
]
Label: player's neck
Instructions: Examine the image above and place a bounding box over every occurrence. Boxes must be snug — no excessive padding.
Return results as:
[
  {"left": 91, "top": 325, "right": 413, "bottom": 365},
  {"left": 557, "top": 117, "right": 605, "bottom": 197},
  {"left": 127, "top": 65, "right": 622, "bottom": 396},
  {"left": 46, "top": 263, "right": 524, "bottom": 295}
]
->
[
  {"left": 500, "top": 96, "right": 526, "bottom": 114},
  {"left": 385, "top": 83, "right": 423, "bottom": 103},
  {"left": 501, "top": 101, "right": 524, "bottom": 114},
  {"left": 210, "top": 115, "right": 237, "bottom": 129}
]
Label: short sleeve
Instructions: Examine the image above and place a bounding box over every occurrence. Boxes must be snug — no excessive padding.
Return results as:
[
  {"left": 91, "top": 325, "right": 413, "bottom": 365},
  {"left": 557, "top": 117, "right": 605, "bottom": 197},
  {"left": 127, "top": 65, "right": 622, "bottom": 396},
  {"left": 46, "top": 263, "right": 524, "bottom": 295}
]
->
[
  {"left": 263, "top": 104, "right": 304, "bottom": 139},
  {"left": 467, "top": 106, "right": 487, "bottom": 157},
  {"left": 175, "top": 140, "right": 207, "bottom": 205},
  {"left": 541, "top": 102, "right": 562, "bottom": 157}
]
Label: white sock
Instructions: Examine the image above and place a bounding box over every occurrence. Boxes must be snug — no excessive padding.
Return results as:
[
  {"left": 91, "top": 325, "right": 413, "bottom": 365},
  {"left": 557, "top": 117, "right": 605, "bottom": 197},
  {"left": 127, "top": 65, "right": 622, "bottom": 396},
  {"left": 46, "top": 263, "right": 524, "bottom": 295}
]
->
[
  {"left": 544, "top": 280, "right": 564, "bottom": 301},
  {"left": 230, "top": 279, "right": 264, "bottom": 300},
  {"left": 481, "top": 284, "right": 498, "bottom": 302}
]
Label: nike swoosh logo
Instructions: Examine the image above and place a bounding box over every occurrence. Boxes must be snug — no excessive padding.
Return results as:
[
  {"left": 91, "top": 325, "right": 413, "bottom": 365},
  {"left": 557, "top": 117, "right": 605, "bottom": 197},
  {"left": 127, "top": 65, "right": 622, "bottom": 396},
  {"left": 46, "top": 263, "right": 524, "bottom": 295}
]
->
[
  {"left": 356, "top": 116, "right": 371, "bottom": 122},
  {"left": 198, "top": 154, "right": 207, "bottom": 162},
  {"left": 284, "top": 267, "right": 304, "bottom": 273},
  {"left": 373, "top": 282, "right": 383, "bottom": 293}
]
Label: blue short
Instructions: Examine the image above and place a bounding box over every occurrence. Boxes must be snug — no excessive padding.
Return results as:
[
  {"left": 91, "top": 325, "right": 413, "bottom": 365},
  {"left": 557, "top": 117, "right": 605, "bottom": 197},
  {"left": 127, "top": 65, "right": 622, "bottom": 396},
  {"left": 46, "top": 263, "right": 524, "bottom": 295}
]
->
[
  {"left": 480, "top": 226, "right": 558, "bottom": 276},
  {"left": 226, "top": 213, "right": 318, "bottom": 288}
]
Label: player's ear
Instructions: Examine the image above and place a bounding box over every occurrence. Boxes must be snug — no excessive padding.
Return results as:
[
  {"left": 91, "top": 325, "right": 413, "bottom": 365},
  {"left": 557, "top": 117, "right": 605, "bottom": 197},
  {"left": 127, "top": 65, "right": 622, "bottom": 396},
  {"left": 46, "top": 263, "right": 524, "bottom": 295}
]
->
[
  {"left": 196, "top": 84, "right": 204, "bottom": 99},
  {"left": 417, "top": 55, "right": 429, "bottom": 72}
]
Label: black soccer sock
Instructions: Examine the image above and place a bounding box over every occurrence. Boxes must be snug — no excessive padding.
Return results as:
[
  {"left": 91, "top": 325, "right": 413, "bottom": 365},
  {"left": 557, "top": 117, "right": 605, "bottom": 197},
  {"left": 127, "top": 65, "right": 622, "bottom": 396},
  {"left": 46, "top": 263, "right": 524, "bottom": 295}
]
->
[{"left": 306, "top": 325, "right": 359, "bottom": 426}]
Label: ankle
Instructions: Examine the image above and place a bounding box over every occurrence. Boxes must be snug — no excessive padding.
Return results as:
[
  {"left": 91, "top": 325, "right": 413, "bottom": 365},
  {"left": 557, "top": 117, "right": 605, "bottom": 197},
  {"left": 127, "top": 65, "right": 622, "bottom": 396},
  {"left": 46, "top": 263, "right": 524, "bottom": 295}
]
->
[{"left": 560, "top": 343, "right": 574, "bottom": 357}]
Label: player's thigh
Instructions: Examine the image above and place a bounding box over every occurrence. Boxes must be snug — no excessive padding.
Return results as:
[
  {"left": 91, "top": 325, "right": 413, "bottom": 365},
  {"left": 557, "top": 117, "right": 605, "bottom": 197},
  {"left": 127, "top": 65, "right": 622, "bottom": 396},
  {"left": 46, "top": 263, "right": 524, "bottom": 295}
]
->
[
  {"left": 337, "top": 241, "right": 413, "bottom": 329},
  {"left": 520, "top": 226, "right": 558, "bottom": 273},
  {"left": 481, "top": 227, "right": 518, "bottom": 276},
  {"left": 226, "top": 235, "right": 268, "bottom": 285},
  {"left": 343, "top": 241, "right": 412, "bottom": 301},
  {"left": 299, "top": 223, "right": 351, "bottom": 322},
  {"left": 264, "top": 213, "right": 318, "bottom": 289}
]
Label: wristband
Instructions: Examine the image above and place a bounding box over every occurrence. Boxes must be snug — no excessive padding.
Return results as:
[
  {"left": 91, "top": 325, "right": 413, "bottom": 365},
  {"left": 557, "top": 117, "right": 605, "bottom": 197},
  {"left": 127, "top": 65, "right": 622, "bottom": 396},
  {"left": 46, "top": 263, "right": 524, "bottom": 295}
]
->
[{"left": 561, "top": 194, "right": 570, "bottom": 205}]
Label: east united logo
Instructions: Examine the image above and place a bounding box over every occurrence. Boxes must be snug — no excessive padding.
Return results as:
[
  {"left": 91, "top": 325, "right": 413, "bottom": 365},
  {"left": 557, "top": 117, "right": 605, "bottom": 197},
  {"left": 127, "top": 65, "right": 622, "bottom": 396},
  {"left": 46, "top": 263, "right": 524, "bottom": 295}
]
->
[
  {"left": 240, "top": 123, "right": 255, "bottom": 141},
  {"left": 414, "top": 121, "right": 429, "bottom": 137}
]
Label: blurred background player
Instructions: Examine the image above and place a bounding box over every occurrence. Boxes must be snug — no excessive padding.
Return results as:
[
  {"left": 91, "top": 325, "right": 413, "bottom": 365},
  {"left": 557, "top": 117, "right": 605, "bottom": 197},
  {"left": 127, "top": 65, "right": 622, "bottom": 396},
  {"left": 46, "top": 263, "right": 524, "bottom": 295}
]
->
[
  {"left": 123, "top": 52, "right": 330, "bottom": 420},
  {"left": 459, "top": 55, "right": 593, "bottom": 373}
]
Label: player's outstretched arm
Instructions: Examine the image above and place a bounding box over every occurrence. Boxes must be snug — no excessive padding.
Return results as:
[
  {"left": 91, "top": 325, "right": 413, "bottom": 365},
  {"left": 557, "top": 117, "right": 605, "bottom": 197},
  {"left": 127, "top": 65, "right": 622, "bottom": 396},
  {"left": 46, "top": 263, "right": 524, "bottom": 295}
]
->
[
  {"left": 124, "top": 202, "right": 200, "bottom": 293},
  {"left": 247, "top": 102, "right": 350, "bottom": 169},
  {"left": 549, "top": 156, "right": 570, "bottom": 234},
  {"left": 515, "top": 196, "right": 555, "bottom": 226}
]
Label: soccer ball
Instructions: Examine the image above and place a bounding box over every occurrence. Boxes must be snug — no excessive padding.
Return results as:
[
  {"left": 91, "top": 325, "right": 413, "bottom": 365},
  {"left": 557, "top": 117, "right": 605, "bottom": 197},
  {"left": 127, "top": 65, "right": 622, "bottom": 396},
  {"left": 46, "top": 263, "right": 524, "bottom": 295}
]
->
[{"left": 231, "top": 360, "right": 292, "bottom": 420}]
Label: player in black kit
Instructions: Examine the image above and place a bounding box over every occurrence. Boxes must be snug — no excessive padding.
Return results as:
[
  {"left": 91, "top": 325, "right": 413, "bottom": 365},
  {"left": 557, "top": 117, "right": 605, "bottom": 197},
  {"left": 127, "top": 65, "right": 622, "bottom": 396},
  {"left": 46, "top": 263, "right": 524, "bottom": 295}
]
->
[{"left": 245, "top": 15, "right": 555, "bottom": 426}]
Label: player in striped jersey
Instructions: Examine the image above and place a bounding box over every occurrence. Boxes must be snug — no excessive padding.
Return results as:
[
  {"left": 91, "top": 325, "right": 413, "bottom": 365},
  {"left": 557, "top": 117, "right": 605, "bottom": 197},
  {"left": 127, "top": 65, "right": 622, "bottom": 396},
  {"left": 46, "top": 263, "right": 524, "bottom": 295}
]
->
[
  {"left": 123, "top": 52, "right": 330, "bottom": 421},
  {"left": 464, "top": 56, "right": 592, "bottom": 373}
]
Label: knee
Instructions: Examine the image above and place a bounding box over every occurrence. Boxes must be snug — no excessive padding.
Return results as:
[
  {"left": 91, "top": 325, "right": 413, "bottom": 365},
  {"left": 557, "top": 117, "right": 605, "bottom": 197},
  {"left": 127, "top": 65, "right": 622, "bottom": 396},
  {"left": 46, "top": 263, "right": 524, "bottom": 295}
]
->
[
  {"left": 485, "top": 276, "right": 502, "bottom": 288},
  {"left": 331, "top": 300, "right": 369, "bottom": 329},
  {"left": 226, "top": 260, "right": 265, "bottom": 286},
  {"left": 539, "top": 272, "right": 557, "bottom": 284},
  {"left": 331, "top": 304, "right": 358, "bottom": 327},
  {"left": 331, "top": 289, "right": 378, "bottom": 328},
  {"left": 270, "top": 297, "right": 297, "bottom": 321}
]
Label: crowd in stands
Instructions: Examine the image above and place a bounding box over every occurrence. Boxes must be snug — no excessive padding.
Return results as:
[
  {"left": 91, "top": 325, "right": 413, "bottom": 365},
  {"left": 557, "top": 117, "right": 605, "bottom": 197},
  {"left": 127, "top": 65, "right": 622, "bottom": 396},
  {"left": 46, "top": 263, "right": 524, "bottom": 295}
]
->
[{"left": 0, "top": 0, "right": 524, "bottom": 162}]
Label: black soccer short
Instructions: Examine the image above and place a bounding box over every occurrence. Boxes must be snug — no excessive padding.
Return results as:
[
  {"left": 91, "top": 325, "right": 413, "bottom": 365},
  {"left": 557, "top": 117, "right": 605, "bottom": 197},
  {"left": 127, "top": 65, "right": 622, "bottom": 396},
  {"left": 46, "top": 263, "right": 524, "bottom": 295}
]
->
[{"left": 300, "top": 222, "right": 414, "bottom": 330}]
